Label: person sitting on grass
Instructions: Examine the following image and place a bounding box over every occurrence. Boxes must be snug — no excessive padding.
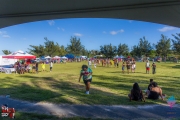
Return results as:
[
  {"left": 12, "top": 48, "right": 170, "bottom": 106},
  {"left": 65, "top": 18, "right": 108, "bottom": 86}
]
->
[
  {"left": 147, "top": 82, "right": 165, "bottom": 100},
  {"left": 145, "top": 79, "right": 153, "bottom": 95},
  {"left": 79, "top": 65, "right": 93, "bottom": 95},
  {"left": 128, "top": 82, "right": 145, "bottom": 102}
]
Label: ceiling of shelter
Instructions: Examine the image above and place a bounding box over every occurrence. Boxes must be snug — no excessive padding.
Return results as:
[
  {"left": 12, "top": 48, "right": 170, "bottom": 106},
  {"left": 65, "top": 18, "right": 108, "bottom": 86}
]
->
[{"left": 0, "top": 0, "right": 180, "bottom": 28}]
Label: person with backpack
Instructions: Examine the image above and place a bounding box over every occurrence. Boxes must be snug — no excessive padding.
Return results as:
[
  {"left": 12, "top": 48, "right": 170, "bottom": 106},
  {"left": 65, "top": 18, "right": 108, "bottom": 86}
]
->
[
  {"left": 145, "top": 60, "right": 150, "bottom": 74},
  {"left": 128, "top": 82, "right": 145, "bottom": 102},
  {"left": 79, "top": 65, "right": 93, "bottom": 94},
  {"left": 152, "top": 62, "right": 156, "bottom": 74}
]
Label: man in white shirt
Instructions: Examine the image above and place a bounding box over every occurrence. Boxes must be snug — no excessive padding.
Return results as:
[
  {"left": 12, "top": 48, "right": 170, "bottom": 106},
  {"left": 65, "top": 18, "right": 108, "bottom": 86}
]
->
[{"left": 146, "top": 60, "right": 150, "bottom": 74}]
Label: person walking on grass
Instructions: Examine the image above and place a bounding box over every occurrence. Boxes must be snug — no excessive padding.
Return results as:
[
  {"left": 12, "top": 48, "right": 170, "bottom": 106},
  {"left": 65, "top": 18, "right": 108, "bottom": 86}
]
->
[
  {"left": 50, "top": 61, "right": 53, "bottom": 72},
  {"left": 145, "top": 60, "right": 150, "bottom": 74},
  {"left": 127, "top": 61, "right": 131, "bottom": 74},
  {"left": 79, "top": 65, "right": 93, "bottom": 94},
  {"left": 131, "top": 63, "right": 136, "bottom": 73},
  {"left": 152, "top": 62, "right": 156, "bottom": 74},
  {"left": 122, "top": 62, "right": 125, "bottom": 73},
  {"left": 41, "top": 62, "right": 45, "bottom": 72},
  {"left": 36, "top": 62, "right": 39, "bottom": 74},
  {"left": 88, "top": 59, "right": 92, "bottom": 69}
]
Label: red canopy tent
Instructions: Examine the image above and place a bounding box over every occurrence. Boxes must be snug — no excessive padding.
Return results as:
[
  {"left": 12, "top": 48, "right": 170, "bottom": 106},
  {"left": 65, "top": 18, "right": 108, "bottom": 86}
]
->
[{"left": 2, "top": 50, "right": 36, "bottom": 59}]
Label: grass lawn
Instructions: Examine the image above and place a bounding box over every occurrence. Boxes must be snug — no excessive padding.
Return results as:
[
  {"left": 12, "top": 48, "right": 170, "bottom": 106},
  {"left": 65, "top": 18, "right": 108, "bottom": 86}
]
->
[{"left": 0, "top": 62, "right": 179, "bottom": 105}]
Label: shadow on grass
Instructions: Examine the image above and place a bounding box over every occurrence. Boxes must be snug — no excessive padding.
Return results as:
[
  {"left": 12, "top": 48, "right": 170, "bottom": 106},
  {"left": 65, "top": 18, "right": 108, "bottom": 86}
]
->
[
  {"left": 0, "top": 76, "right": 136, "bottom": 105},
  {"left": 172, "top": 65, "right": 180, "bottom": 69},
  {"left": 0, "top": 75, "right": 174, "bottom": 105}
]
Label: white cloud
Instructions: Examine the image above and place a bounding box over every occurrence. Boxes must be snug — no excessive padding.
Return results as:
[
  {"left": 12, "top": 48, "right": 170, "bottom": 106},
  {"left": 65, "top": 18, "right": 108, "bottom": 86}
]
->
[
  {"left": 2, "top": 35, "right": 10, "bottom": 38},
  {"left": 110, "top": 29, "right": 124, "bottom": 35},
  {"left": 74, "top": 33, "right": 83, "bottom": 37},
  {"left": 57, "top": 27, "right": 65, "bottom": 31},
  {"left": 47, "top": 20, "right": 55, "bottom": 26},
  {"left": 103, "top": 31, "right": 106, "bottom": 34},
  {"left": 0, "top": 31, "right": 10, "bottom": 38},
  {"left": 0, "top": 31, "right": 7, "bottom": 35},
  {"left": 158, "top": 26, "right": 177, "bottom": 32}
]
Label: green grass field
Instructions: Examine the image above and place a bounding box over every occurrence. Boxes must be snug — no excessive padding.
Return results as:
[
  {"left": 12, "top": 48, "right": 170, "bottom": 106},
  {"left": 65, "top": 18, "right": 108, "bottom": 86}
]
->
[{"left": 0, "top": 62, "right": 179, "bottom": 106}]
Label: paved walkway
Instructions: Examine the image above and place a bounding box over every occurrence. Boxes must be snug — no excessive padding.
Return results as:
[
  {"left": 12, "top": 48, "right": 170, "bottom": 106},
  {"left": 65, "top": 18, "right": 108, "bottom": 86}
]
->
[{"left": 0, "top": 96, "right": 179, "bottom": 119}]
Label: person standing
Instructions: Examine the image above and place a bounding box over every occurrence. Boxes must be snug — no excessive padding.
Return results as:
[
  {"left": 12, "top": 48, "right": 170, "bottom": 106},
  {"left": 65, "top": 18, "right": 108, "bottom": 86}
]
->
[
  {"left": 152, "top": 62, "right": 156, "bottom": 74},
  {"left": 36, "top": 62, "right": 39, "bottom": 74},
  {"left": 41, "top": 62, "right": 45, "bottom": 72},
  {"left": 127, "top": 61, "right": 131, "bottom": 74},
  {"left": 131, "top": 63, "right": 136, "bottom": 73},
  {"left": 88, "top": 60, "right": 92, "bottom": 68},
  {"left": 122, "top": 62, "right": 125, "bottom": 73},
  {"left": 32, "top": 62, "right": 36, "bottom": 74},
  {"left": 116, "top": 58, "right": 119, "bottom": 68},
  {"left": 50, "top": 61, "right": 53, "bottom": 72},
  {"left": 79, "top": 65, "right": 93, "bottom": 94},
  {"left": 145, "top": 60, "right": 150, "bottom": 74}
]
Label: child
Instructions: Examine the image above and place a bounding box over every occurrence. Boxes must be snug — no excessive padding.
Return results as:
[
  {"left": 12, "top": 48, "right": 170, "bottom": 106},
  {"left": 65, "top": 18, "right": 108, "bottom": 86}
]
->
[
  {"left": 41, "top": 62, "right": 45, "bottom": 72},
  {"left": 94, "top": 62, "right": 96, "bottom": 68},
  {"left": 131, "top": 63, "right": 136, "bottom": 73},
  {"left": 50, "top": 61, "right": 53, "bottom": 72},
  {"left": 122, "top": 62, "right": 125, "bottom": 73},
  {"left": 79, "top": 65, "right": 93, "bottom": 94}
]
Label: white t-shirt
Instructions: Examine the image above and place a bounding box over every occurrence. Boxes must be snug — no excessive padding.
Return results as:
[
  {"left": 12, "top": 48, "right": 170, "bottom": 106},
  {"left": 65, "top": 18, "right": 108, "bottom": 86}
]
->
[
  {"left": 88, "top": 61, "right": 92, "bottom": 65},
  {"left": 132, "top": 64, "right": 136, "bottom": 69},
  {"left": 146, "top": 62, "right": 150, "bottom": 67},
  {"left": 50, "top": 62, "right": 53, "bottom": 67}
]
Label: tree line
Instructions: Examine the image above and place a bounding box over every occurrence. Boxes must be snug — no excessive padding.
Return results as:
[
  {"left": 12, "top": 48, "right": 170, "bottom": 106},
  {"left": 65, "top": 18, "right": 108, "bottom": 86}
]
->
[{"left": 2, "top": 33, "right": 180, "bottom": 59}]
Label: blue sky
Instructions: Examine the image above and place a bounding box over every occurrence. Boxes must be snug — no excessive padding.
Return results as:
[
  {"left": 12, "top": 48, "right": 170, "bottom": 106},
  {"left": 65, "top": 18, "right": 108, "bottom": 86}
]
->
[{"left": 0, "top": 18, "right": 180, "bottom": 55}]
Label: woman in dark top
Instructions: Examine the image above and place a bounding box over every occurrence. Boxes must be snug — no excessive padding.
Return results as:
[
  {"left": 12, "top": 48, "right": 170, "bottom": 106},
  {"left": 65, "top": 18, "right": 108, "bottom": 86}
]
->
[{"left": 128, "top": 83, "right": 145, "bottom": 102}]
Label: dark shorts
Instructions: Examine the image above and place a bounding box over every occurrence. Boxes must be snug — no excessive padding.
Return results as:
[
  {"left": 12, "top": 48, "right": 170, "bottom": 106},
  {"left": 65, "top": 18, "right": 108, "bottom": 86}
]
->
[
  {"left": 83, "top": 79, "right": 92, "bottom": 85},
  {"left": 122, "top": 67, "right": 125, "bottom": 70}
]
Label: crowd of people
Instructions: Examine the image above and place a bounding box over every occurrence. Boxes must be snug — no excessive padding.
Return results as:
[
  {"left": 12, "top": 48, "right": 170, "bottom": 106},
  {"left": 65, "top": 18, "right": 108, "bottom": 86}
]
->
[
  {"left": 13, "top": 61, "right": 54, "bottom": 74},
  {"left": 87, "top": 58, "right": 156, "bottom": 74}
]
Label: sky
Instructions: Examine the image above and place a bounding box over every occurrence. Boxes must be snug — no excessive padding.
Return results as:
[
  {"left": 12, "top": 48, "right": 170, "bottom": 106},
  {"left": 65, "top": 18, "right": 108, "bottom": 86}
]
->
[{"left": 0, "top": 18, "right": 180, "bottom": 55}]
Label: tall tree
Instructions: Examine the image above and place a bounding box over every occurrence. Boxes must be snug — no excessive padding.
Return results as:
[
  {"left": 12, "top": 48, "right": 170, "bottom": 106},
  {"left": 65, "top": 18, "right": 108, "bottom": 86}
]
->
[
  {"left": 100, "top": 43, "right": 117, "bottom": 58},
  {"left": 155, "top": 34, "right": 171, "bottom": 61},
  {"left": 138, "top": 37, "right": 152, "bottom": 57},
  {"left": 44, "top": 37, "right": 59, "bottom": 57},
  {"left": 66, "top": 36, "right": 84, "bottom": 56},
  {"left": 81, "top": 48, "right": 89, "bottom": 56},
  {"left": 130, "top": 45, "right": 141, "bottom": 57},
  {"left": 172, "top": 33, "right": 180, "bottom": 54},
  {"left": 55, "top": 45, "right": 67, "bottom": 56},
  {"left": 117, "top": 43, "right": 129, "bottom": 56},
  {"left": 2, "top": 50, "right": 11, "bottom": 55},
  {"left": 28, "top": 45, "right": 46, "bottom": 57}
]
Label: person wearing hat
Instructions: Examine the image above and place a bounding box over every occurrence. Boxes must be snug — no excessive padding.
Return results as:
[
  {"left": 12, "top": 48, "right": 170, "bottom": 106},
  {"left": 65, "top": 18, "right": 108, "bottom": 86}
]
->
[
  {"left": 79, "top": 65, "right": 93, "bottom": 94},
  {"left": 152, "top": 62, "right": 156, "bottom": 74}
]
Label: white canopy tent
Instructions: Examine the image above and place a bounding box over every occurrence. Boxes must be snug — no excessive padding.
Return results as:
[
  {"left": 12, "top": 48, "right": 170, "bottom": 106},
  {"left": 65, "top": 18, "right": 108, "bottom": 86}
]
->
[{"left": 45, "top": 56, "right": 51, "bottom": 59}]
